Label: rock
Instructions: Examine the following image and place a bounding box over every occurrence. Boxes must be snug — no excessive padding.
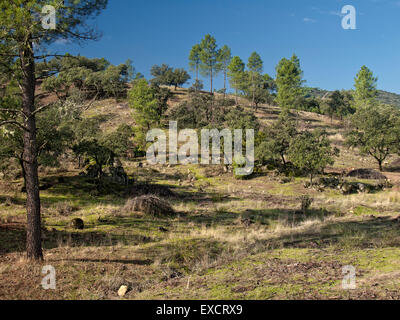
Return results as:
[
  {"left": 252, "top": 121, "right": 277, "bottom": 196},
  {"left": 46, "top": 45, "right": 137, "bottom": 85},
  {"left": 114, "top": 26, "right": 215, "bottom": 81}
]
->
[
  {"left": 304, "top": 182, "right": 312, "bottom": 189},
  {"left": 357, "top": 183, "right": 366, "bottom": 193},
  {"left": 239, "top": 218, "right": 254, "bottom": 227},
  {"left": 118, "top": 285, "right": 128, "bottom": 297},
  {"left": 70, "top": 218, "right": 84, "bottom": 230},
  {"left": 340, "top": 182, "right": 354, "bottom": 195},
  {"left": 346, "top": 169, "right": 387, "bottom": 180}
]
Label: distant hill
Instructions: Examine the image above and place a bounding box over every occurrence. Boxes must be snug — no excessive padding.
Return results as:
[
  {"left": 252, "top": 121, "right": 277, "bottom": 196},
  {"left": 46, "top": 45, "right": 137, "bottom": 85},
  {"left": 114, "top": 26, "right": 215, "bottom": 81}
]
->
[{"left": 304, "top": 87, "right": 400, "bottom": 108}]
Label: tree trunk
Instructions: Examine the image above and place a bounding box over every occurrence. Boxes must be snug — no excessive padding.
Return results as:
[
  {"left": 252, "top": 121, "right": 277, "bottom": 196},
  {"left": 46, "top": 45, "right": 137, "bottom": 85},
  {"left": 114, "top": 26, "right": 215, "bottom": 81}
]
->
[
  {"left": 21, "top": 41, "right": 43, "bottom": 261},
  {"left": 378, "top": 160, "right": 383, "bottom": 172},
  {"left": 281, "top": 154, "right": 286, "bottom": 167},
  {"left": 19, "top": 156, "right": 26, "bottom": 189},
  {"left": 235, "top": 88, "right": 238, "bottom": 105},
  {"left": 223, "top": 69, "right": 226, "bottom": 99},
  {"left": 251, "top": 73, "right": 255, "bottom": 108},
  {"left": 210, "top": 68, "right": 213, "bottom": 94}
]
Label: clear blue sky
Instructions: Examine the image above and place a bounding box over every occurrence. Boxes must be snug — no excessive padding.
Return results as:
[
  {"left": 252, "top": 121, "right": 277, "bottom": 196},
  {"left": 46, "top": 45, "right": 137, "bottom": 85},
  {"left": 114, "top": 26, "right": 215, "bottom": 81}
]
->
[{"left": 56, "top": 0, "right": 400, "bottom": 93}]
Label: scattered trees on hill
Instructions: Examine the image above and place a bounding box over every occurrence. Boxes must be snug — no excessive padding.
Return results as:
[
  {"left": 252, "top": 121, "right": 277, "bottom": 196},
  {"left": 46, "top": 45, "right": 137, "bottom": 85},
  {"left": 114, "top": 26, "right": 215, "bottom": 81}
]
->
[{"left": 189, "top": 35, "right": 233, "bottom": 94}]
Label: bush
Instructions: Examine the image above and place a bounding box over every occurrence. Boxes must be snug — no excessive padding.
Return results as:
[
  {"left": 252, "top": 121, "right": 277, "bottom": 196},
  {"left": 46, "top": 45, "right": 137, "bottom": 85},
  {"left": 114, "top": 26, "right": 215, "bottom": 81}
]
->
[{"left": 300, "top": 195, "right": 313, "bottom": 214}]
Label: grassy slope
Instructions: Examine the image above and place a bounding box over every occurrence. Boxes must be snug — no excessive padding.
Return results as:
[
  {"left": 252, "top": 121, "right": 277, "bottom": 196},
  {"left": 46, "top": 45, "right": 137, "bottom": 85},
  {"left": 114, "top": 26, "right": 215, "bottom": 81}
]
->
[{"left": 1, "top": 88, "right": 400, "bottom": 300}]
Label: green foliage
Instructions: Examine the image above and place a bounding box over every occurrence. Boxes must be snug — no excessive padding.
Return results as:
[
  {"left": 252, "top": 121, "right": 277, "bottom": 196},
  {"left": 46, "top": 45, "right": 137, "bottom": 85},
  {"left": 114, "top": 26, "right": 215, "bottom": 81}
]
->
[
  {"left": 218, "top": 45, "right": 232, "bottom": 93},
  {"left": 228, "top": 56, "right": 245, "bottom": 98},
  {"left": 354, "top": 66, "right": 378, "bottom": 109},
  {"left": 345, "top": 104, "right": 399, "bottom": 171},
  {"left": 233, "top": 155, "right": 248, "bottom": 180},
  {"left": 321, "top": 90, "right": 355, "bottom": 121},
  {"left": 128, "top": 79, "right": 171, "bottom": 148},
  {"left": 225, "top": 106, "right": 260, "bottom": 134},
  {"left": 288, "top": 130, "right": 339, "bottom": 183},
  {"left": 256, "top": 111, "right": 297, "bottom": 166},
  {"left": 170, "top": 92, "right": 224, "bottom": 129},
  {"left": 247, "top": 52, "right": 263, "bottom": 74},
  {"left": 72, "top": 121, "right": 131, "bottom": 176},
  {"left": 189, "top": 44, "right": 202, "bottom": 81},
  {"left": 304, "top": 87, "right": 400, "bottom": 110},
  {"left": 199, "top": 34, "right": 221, "bottom": 92},
  {"left": 247, "top": 52, "right": 264, "bottom": 107},
  {"left": 189, "top": 80, "right": 204, "bottom": 92},
  {"left": 242, "top": 72, "right": 276, "bottom": 108},
  {"left": 275, "top": 54, "right": 305, "bottom": 110},
  {"left": 40, "top": 56, "right": 133, "bottom": 100},
  {"left": 0, "top": 101, "right": 74, "bottom": 178},
  {"left": 150, "top": 64, "right": 190, "bottom": 90},
  {"left": 297, "top": 97, "right": 321, "bottom": 114}
]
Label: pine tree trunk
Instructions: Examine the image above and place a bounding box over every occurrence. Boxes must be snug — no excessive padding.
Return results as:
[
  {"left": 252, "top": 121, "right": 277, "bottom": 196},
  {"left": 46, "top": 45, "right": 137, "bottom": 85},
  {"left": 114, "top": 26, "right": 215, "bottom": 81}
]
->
[
  {"left": 21, "top": 40, "right": 43, "bottom": 261},
  {"left": 251, "top": 72, "right": 255, "bottom": 108},
  {"left": 223, "top": 69, "right": 226, "bottom": 98},
  {"left": 210, "top": 68, "right": 213, "bottom": 94},
  {"left": 19, "top": 156, "right": 26, "bottom": 189}
]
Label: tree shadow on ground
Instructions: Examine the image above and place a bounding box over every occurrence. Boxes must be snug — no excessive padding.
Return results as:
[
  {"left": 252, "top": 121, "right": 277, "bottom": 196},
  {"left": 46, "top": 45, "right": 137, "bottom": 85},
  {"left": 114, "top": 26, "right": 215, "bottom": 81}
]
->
[
  {"left": 0, "top": 222, "right": 155, "bottom": 255},
  {"left": 266, "top": 214, "right": 400, "bottom": 250}
]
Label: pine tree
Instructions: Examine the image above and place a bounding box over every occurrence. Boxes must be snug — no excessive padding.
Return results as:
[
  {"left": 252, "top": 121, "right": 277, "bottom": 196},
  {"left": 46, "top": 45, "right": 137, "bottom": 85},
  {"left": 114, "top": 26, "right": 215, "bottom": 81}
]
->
[
  {"left": 218, "top": 45, "right": 232, "bottom": 97},
  {"left": 0, "top": 0, "right": 108, "bottom": 261},
  {"left": 247, "top": 52, "right": 263, "bottom": 108},
  {"left": 353, "top": 65, "right": 378, "bottom": 109},
  {"left": 275, "top": 54, "right": 305, "bottom": 110},
  {"left": 199, "top": 34, "right": 220, "bottom": 93}
]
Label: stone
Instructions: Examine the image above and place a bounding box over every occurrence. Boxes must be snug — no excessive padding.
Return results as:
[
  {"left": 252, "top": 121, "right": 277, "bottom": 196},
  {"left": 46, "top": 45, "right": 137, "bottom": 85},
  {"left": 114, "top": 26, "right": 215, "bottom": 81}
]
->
[
  {"left": 118, "top": 285, "right": 128, "bottom": 297},
  {"left": 71, "top": 218, "right": 84, "bottom": 230}
]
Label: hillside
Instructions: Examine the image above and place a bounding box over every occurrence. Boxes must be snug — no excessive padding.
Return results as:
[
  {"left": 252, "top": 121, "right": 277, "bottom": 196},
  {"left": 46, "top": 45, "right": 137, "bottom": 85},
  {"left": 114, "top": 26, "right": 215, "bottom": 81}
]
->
[
  {"left": 304, "top": 87, "right": 400, "bottom": 108},
  {"left": 2, "top": 89, "right": 400, "bottom": 300}
]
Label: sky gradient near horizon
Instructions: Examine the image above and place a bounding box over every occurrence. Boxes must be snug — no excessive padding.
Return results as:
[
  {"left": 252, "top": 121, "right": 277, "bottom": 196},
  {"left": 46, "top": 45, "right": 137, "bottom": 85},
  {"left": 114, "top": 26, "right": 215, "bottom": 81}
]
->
[{"left": 56, "top": 0, "right": 400, "bottom": 94}]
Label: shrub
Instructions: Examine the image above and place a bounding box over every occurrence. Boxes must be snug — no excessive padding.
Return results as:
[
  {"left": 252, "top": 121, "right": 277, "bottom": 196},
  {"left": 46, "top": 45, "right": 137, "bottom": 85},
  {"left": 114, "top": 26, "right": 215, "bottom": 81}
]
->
[{"left": 300, "top": 195, "right": 313, "bottom": 214}]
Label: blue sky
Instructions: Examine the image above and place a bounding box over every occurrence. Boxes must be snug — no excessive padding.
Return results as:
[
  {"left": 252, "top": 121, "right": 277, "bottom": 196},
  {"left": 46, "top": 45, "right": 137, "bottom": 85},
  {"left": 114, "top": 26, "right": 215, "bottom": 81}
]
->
[{"left": 57, "top": 0, "right": 400, "bottom": 93}]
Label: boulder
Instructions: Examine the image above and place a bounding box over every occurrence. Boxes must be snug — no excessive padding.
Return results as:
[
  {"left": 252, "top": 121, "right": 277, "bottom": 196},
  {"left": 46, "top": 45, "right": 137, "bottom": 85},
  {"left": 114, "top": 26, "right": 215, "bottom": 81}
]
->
[
  {"left": 71, "top": 218, "right": 84, "bottom": 230},
  {"left": 346, "top": 169, "right": 387, "bottom": 180}
]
